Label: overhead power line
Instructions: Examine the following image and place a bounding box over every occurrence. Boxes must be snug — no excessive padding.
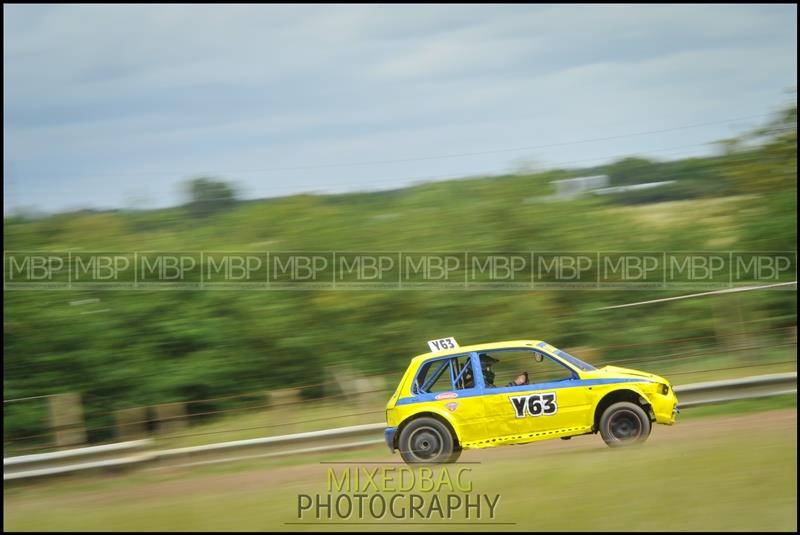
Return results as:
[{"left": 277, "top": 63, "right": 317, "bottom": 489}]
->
[
  {"left": 13, "top": 112, "right": 772, "bottom": 180},
  {"left": 14, "top": 139, "right": 777, "bottom": 196},
  {"left": 221, "top": 113, "right": 773, "bottom": 173}
]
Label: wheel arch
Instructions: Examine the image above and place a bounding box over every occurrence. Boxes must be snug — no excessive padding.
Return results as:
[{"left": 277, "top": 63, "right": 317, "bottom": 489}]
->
[
  {"left": 395, "top": 410, "right": 461, "bottom": 450},
  {"left": 593, "top": 388, "right": 653, "bottom": 432}
]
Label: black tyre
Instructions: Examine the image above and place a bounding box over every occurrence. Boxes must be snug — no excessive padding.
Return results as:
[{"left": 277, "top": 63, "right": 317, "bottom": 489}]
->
[
  {"left": 398, "top": 417, "right": 457, "bottom": 464},
  {"left": 446, "top": 446, "right": 463, "bottom": 464},
  {"left": 599, "top": 401, "right": 651, "bottom": 448}
]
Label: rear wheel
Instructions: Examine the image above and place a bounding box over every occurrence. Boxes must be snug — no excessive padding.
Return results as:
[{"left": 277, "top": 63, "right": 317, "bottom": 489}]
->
[
  {"left": 599, "top": 401, "right": 651, "bottom": 447},
  {"left": 398, "top": 417, "right": 457, "bottom": 464}
]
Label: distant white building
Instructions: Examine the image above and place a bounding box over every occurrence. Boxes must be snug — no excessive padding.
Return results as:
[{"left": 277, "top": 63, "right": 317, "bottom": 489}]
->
[
  {"left": 591, "top": 180, "right": 676, "bottom": 195},
  {"left": 545, "top": 175, "right": 677, "bottom": 201},
  {"left": 550, "top": 175, "right": 610, "bottom": 200}
]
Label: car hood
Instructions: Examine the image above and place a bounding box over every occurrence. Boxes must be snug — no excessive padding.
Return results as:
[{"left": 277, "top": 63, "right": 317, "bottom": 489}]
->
[{"left": 586, "top": 365, "right": 668, "bottom": 385}]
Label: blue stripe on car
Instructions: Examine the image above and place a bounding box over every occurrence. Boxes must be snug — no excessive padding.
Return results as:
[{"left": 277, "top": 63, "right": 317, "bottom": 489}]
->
[{"left": 395, "top": 377, "right": 651, "bottom": 406}]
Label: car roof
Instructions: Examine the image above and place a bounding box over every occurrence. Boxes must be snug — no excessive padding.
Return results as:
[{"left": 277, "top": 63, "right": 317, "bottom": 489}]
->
[{"left": 410, "top": 340, "right": 545, "bottom": 366}]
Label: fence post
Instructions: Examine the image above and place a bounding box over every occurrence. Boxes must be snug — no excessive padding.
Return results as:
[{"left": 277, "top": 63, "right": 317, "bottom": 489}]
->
[
  {"left": 48, "top": 393, "right": 87, "bottom": 448},
  {"left": 115, "top": 407, "right": 149, "bottom": 441},
  {"left": 268, "top": 388, "right": 300, "bottom": 409},
  {"left": 154, "top": 402, "right": 188, "bottom": 434}
]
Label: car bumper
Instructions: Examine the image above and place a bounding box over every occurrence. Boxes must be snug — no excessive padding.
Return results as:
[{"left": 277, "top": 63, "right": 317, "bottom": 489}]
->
[
  {"left": 651, "top": 391, "right": 679, "bottom": 425},
  {"left": 384, "top": 427, "right": 397, "bottom": 453}
]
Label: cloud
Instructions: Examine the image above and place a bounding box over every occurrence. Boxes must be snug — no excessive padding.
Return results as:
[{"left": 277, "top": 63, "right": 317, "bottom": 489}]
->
[{"left": 3, "top": 4, "right": 797, "bottom": 212}]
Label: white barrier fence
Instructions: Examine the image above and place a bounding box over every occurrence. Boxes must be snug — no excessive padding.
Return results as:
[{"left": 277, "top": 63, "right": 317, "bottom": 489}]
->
[
  {"left": 3, "top": 423, "right": 385, "bottom": 481},
  {"left": 4, "top": 372, "right": 796, "bottom": 481},
  {"left": 673, "top": 372, "right": 797, "bottom": 407}
]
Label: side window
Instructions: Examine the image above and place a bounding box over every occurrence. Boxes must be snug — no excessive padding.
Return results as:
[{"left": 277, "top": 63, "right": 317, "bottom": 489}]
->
[
  {"left": 480, "top": 351, "right": 528, "bottom": 388},
  {"left": 414, "top": 355, "right": 476, "bottom": 394},
  {"left": 479, "top": 350, "right": 574, "bottom": 388},
  {"left": 528, "top": 350, "right": 575, "bottom": 384},
  {"left": 452, "top": 355, "right": 475, "bottom": 390},
  {"left": 414, "top": 359, "right": 452, "bottom": 394}
]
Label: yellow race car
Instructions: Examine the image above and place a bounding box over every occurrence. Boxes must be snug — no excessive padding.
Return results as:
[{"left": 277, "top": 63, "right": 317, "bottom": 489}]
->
[{"left": 385, "top": 338, "right": 678, "bottom": 464}]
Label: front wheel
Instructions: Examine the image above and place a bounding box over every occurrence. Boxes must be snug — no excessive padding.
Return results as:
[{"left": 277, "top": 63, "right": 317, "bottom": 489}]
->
[
  {"left": 398, "top": 417, "right": 457, "bottom": 464},
  {"left": 599, "top": 401, "right": 651, "bottom": 448},
  {"left": 446, "top": 446, "right": 462, "bottom": 464}
]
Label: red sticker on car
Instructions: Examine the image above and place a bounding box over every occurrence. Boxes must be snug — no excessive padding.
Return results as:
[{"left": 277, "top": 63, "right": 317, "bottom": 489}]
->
[{"left": 435, "top": 392, "right": 459, "bottom": 400}]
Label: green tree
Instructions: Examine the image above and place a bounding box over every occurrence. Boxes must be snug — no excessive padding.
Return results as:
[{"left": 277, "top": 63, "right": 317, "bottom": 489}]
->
[
  {"left": 183, "top": 177, "right": 237, "bottom": 217},
  {"left": 720, "top": 102, "right": 797, "bottom": 195}
]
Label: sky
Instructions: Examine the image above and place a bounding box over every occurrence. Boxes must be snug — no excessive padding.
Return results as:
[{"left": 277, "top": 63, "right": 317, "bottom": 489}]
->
[{"left": 3, "top": 4, "right": 797, "bottom": 214}]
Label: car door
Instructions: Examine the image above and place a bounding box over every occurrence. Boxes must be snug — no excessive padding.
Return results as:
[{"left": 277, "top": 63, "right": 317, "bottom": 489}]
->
[
  {"left": 476, "top": 349, "right": 546, "bottom": 440},
  {"left": 479, "top": 348, "right": 591, "bottom": 439}
]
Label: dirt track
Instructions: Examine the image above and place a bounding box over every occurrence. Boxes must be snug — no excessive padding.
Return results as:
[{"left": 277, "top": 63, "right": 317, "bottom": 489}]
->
[
  {"left": 466, "top": 407, "right": 797, "bottom": 462},
  {"left": 9, "top": 408, "right": 794, "bottom": 508}
]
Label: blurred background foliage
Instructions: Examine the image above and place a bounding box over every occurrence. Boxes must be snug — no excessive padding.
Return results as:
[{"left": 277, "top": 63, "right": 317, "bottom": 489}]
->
[{"left": 3, "top": 103, "right": 797, "bottom": 447}]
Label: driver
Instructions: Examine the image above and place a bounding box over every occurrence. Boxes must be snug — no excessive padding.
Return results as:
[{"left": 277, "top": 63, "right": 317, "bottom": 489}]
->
[
  {"left": 479, "top": 353, "right": 499, "bottom": 388},
  {"left": 507, "top": 371, "right": 529, "bottom": 387}
]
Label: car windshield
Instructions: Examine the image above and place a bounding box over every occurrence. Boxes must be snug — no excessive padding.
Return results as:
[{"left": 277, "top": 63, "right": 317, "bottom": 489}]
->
[{"left": 552, "top": 347, "right": 597, "bottom": 371}]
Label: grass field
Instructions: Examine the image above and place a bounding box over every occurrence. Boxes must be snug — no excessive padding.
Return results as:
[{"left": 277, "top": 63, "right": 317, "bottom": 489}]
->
[{"left": 4, "top": 405, "right": 796, "bottom": 532}]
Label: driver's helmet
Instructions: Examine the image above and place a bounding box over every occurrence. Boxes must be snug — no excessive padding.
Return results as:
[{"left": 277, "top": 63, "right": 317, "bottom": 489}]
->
[{"left": 479, "top": 353, "right": 499, "bottom": 386}]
